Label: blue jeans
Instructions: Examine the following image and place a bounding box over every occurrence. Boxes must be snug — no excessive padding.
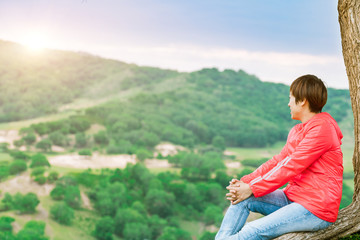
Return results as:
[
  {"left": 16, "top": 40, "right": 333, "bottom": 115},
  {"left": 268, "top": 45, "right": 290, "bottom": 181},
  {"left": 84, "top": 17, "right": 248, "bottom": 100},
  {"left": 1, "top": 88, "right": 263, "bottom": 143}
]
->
[{"left": 215, "top": 190, "right": 332, "bottom": 240}]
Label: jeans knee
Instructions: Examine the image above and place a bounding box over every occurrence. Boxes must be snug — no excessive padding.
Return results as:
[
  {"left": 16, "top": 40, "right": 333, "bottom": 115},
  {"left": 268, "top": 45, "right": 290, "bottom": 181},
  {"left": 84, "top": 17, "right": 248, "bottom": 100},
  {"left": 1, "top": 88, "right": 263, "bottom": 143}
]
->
[{"left": 240, "top": 222, "right": 263, "bottom": 239}]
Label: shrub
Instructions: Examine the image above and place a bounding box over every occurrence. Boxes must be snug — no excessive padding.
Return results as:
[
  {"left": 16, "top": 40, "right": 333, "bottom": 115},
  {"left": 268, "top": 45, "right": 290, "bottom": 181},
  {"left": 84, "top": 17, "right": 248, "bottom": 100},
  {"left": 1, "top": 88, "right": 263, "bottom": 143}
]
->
[
  {"left": 123, "top": 222, "right": 151, "bottom": 240},
  {"left": 17, "top": 220, "right": 48, "bottom": 240},
  {"left": 94, "top": 131, "right": 109, "bottom": 145},
  {"left": 50, "top": 202, "right": 74, "bottom": 225},
  {"left": 0, "top": 165, "right": 9, "bottom": 180},
  {"left": 204, "top": 205, "right": 223, "bottom": 226},
  {"left": 9, "top": 151, "right": 30, "bottom": 160},
  {"left": 78, "top": 149, "right": 92, "bottom": 156},
  {"left": 48, "top": 131, "right": 69, "bottom": 147},
  {"left": 31, "top": 167, "right": 46, "bottom": 177},
  {"left": 0, "top": 216, "right": 15, "bottom": 232},
  {"left": 35, "top": 139, "right": 52, "bottom": 152},
  {"left": 22, "top": 133, "right": 36, "bottom": 145},
  {"left": 13, "top": 139, "right": 24, "bottom": 148},
  {"left": 9, "top": 160, "right": 27, "bottom": 175},
  {"left": 34, "top": 176, "right": 47, "bottom": 185},
  {"left": 135, "top": 148, "right": 153, "bottom": 162},
  {"left": 47, "top": 171, "right": 59, "bottom": 183},
  {"left": 13, "top": 193, "right": 40, "bottom": 214},
  {"left": 30, "top": 154, "right": 50, "bottom": 168},
  {"left": 93, "top": 216, "right": 114, "bottom": 240},
  {"left": 212, "top": 135, "right": 226, "bottom": 151},
  {"left": 75, "top": 133, "right": 88, "bottom": 148}
]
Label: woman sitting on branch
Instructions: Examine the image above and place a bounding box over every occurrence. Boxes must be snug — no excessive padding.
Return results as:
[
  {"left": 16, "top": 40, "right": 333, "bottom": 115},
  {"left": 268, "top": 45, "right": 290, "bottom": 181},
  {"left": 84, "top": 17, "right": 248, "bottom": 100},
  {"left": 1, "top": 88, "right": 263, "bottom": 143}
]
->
[{"left": 216, "top": 75, "right": 343, "bottom": 240}]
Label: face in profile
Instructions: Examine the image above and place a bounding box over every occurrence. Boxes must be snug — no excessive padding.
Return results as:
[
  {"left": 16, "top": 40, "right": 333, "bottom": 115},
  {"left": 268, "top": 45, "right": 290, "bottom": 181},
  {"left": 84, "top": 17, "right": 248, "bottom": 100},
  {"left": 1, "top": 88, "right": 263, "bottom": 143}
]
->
[{"left": 288, "top": 92, "right": 303, "bottom": 121}]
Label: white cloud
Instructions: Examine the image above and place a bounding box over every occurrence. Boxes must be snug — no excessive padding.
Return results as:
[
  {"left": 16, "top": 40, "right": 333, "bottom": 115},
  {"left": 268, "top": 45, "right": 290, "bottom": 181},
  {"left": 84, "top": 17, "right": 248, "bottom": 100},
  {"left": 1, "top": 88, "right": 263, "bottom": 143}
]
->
[{"left": 77, "top": 44, "right": 350, "bottom": 89}]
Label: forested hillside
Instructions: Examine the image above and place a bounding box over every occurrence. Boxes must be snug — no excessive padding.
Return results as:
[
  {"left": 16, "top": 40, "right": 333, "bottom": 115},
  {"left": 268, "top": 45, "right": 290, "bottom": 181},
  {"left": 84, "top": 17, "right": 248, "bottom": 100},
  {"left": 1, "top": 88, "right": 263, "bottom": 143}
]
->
[
  {"left": 0, "top": 40, "right": 178, "bottom": 122},
  {"left": 0, "top": 40, "right": 351, "bottom": 149}
]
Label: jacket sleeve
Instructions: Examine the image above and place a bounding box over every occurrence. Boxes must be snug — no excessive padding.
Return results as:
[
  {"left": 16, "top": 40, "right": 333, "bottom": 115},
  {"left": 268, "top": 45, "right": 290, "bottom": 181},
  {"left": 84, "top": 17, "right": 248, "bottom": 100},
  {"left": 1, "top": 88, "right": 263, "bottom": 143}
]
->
[
  {"left": 240, "top": 127, "right": 295, "bottom": 184},
  {"left": 240, "top": 142, "right": 289, "bottom": 184},
  {"left": 249, "top": 119, "right": 332, "bottom": 197}
]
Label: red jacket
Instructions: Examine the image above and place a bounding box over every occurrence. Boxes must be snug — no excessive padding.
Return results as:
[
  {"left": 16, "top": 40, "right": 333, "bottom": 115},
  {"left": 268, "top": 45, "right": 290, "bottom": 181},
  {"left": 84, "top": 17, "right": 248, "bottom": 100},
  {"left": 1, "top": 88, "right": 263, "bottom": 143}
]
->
[{"left": 240, "top": 112, "right": 343, "bottom": 222}]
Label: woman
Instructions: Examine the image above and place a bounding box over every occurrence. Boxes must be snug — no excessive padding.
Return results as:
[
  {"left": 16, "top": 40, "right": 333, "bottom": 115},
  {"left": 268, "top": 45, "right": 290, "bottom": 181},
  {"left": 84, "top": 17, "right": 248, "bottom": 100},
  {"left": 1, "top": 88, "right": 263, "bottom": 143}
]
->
[{"left": 215, "top": 75, "right": 343, "bottom": 240}]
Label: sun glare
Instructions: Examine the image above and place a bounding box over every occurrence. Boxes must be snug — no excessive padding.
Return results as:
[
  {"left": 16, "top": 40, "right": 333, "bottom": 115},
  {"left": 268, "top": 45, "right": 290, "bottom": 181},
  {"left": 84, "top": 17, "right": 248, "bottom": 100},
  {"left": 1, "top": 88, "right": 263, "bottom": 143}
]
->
[{"left": 21, "top": 33, "right": 49, "bottom": 52}]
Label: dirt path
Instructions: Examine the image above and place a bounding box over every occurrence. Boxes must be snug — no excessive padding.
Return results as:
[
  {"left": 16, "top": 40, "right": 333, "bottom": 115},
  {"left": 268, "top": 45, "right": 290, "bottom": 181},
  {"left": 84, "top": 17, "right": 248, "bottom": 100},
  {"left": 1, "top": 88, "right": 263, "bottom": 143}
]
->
[
  {"left": 0, "top": 130, "right": 20, "bottom": 149},
  {"left": 0, "top": 172, "right": 54, "bottom": 196},
  {"left": 49, "top": 152, "right": 174, "bottom": 169},
  {"left": 49, "top": 153, "right": 137, "bottom": 169},
  {"left": 81, "top": 191, "right": 93, "bottom": 210}
]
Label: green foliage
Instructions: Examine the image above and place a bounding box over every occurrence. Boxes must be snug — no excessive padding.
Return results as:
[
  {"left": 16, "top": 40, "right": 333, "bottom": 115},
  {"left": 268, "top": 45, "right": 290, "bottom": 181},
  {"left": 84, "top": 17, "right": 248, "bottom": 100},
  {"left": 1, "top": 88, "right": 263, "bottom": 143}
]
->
[
  {"left": 135, "top": 148, "right": 152, "bottom": 162},
  {"left": 13, "top": 139, "right": 25, "bottom": 148},
  {"left": 9, "top": 150, "right": 30, "bottom": 160},
  {"left": 9, "top": 160, "right": 27, "bottom": 175},
  {"left": 50, "top": 202, "right": 74, "bottom": 225},
  {"left": 78, "top": 149, "right": 92, "bottom": 156},
  {"left": 148, "top": 214, "right": 167, "bottom": 239},
  {"left": 203, "top": 205, "right": 223, "bottom": 226},
  {"left": 50, "top": 186, "right": 65, "bottom": 200},
  {"left": 123, "top": 222, "right": 151, "bottom": 240},
  {"left": 114, "top": 208, "right": 146, "bottom": 236},
  {"left": 22, "top": 133, "right": 36, "bottom": 145},
  {"left": 64, "top": 185, "right": 81, "bottom": 209},
  {"left": 93, "top": 130, "right": 109, "bottom": 145},
  {"left": 93, "top": 216, "right": 114, "bottom": 240},
  {"left": 0, "top": 143, "right": 9, "bottom": 152},
  {"left": 340, "top": 182, "right": 353, "bottom": 209},
  {"left": 212, "top": 135, "right": 226, "bottom": 151},
  {"left": 50, "top": 176, "right": 81, "bottom": 208},
  {"left": 341, "top": 232, "right": 360, "bottom": 240},
  {"left": 237, "top": 167, "right": 254, "bottom": 179},
  {"left": 93, "top": 182, "right": 128, "bottom": 217},
  {"left": 172, "top": 151, "right": 225, "bottom": 181},
  {"left": 16, "top": 220, "right": 48, "bottom": 240},
  {"left": 157, "top": 226, "right": 192, "bottom": 240},
  {"left": 75, "top": 133, "right": 88, "bottom": 148},
  {"left": 215, "top": 170, "right": 230, "bottom": 188},
  {"left": 0, "top": 164, "right": 9, "bottom": 180},
  {"left": 12, "top": 192, "right": 40, "bottom": 213},
  {"left": 48, "top": 131, "right": 69, "bottom": 146},
  {"left": 199, "top": 231, "right": 217, "bottom": 240},
  {"left": 344, "top": 171, "right": 355, "bottom": 180},
  {"left": 47, "top": 171, "right": 59, "bottom": 184},
  {"left": 0, "top": 216, "right": 15, "bottom": 232},
  {"left": 34, "top": 176, "right": 47, "bottom": 185},
  {"left": 145, "top": 189, "right": 175, "bottom": 218},
  {"left": 241, "top": 158, "right": 268, "bottom": 168},
  {"left": 106, "top": 140, "right": 132, "bottom": 154},
  {"left": 31, "top": 167, "right": 46, "bottom": 177},
  {"left": 35, "top": 139, "right": 52, "bottom": 152},
  {"left": 1, "top": 193, "right": 13, "bottom": 211},
  {"left": 0, "top": 40, "right": 352, "bottom": 153},
  {"left": 30, "top": 153, "right": 50, "bottom": 168}
]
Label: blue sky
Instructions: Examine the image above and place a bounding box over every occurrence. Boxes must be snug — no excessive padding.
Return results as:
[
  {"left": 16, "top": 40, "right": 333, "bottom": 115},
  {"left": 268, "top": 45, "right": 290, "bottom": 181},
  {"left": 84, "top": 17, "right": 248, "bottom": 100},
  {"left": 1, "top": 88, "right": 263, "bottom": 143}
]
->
[{"left": 0, "top": 0, "right": 348, "bottom": 88}]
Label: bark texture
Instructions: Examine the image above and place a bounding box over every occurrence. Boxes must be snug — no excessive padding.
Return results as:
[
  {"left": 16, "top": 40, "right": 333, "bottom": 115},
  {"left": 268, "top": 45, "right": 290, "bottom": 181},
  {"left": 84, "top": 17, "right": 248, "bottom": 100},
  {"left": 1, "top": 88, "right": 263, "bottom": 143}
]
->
[{"left": 275, "top": 0, "right": 360, "bottom": 239}]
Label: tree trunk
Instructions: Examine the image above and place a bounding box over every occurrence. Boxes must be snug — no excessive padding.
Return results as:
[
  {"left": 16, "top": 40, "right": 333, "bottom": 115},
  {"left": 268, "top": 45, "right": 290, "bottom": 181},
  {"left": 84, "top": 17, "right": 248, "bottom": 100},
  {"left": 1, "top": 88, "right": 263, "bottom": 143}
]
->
[{"left": 275, "top": 0, "right": 360, "bottom": 239}]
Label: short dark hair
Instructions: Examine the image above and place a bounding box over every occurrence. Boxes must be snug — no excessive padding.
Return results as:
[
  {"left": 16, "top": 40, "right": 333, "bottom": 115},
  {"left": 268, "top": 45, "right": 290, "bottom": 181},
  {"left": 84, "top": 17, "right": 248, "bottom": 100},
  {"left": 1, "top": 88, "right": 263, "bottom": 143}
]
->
[{"left": 290, "top": 74, "right": 327, "bottom": 113}]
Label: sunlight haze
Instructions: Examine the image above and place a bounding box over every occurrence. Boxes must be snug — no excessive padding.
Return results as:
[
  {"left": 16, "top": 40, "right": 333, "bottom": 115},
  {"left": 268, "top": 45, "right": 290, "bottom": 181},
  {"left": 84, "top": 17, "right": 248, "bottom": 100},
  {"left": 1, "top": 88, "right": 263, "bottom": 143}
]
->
[{"left": 0, "top": 0, "right": 347, "bottom": 88}]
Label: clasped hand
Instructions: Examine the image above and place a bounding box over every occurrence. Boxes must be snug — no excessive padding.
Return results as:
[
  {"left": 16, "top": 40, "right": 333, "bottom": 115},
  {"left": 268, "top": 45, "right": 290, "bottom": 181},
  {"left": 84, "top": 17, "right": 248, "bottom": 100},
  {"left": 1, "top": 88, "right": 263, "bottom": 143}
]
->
[{"left": 226, "top": 179, "right": 253, "bottom": 205}]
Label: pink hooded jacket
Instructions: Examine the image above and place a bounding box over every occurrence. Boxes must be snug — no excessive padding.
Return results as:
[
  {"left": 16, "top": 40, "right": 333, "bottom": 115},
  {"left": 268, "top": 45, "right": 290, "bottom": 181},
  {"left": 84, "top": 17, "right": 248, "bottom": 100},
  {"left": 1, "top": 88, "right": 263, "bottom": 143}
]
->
[{"left": 241, "top": 112, "right": 343, "bottom": 222}]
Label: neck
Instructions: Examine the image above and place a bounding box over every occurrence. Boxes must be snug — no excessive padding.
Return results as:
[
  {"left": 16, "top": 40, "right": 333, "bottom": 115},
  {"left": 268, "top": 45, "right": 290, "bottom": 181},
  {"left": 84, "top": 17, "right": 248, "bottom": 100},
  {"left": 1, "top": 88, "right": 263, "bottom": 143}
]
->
[{"left": 300, "top": 111, "right": 318, "bottom": 123}]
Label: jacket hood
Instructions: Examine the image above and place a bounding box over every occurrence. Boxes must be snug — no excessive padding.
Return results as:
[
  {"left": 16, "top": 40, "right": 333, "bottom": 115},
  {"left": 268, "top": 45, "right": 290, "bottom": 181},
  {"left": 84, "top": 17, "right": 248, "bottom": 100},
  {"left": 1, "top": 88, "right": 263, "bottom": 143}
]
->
[{"left": 317, "top": 112, "right": 343, "bottom": 143}]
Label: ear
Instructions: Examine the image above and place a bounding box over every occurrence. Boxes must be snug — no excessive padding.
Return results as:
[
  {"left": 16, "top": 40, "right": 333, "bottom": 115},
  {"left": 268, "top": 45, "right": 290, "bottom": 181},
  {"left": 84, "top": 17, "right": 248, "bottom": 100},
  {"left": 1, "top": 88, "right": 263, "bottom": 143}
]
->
[{"left": 300, "top": 99, "right": 308, "bottom": 107}]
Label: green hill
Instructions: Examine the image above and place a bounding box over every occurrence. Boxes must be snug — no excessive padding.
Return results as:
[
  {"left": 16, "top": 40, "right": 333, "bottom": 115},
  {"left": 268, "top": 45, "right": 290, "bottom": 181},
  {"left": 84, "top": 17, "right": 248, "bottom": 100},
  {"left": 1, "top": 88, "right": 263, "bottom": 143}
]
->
[
  {"left": 0, "top": 40, "right": 178, "bottom": 122},
  {"left": 0, "top": 39, "right": 352, "bottom": 149}
]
